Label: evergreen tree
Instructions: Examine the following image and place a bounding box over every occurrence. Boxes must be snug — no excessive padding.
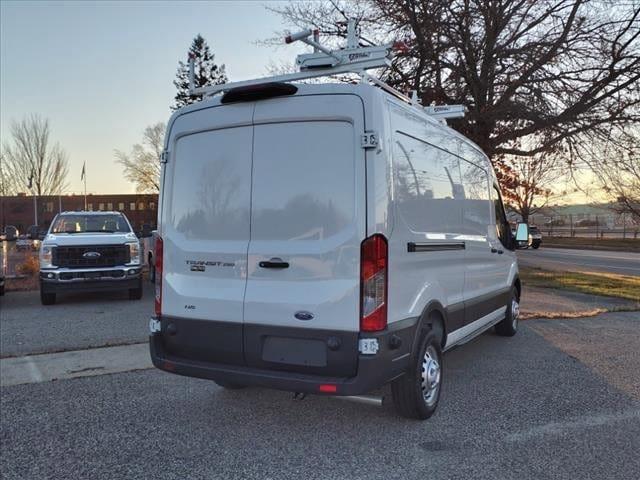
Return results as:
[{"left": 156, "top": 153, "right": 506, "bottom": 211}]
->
[{"left": 172, "top": 34, "right": 227, "bottom": 111}]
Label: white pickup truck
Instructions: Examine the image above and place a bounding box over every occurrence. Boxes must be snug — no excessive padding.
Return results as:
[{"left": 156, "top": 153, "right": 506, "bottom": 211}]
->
[{"left": 39, "top": 211, "right": 143, "bottom": 305}]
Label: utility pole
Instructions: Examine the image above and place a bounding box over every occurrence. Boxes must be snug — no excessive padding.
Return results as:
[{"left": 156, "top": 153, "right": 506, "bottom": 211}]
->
[
  {"left": 33, "top": 193, "right": 38, "bottom": 226},
  {"left": 28, "top": 168, "right": 38, "bottom": 227}
]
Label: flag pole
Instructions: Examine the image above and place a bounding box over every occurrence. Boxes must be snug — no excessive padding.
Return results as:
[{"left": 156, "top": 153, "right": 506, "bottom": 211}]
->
[{"left": 82, "top": 162, "right": 87, "bottom": 210}]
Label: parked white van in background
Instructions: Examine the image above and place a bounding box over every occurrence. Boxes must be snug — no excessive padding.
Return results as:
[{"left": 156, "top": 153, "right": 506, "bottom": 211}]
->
[{"left": 150, "top": 26, "right": 526, "bottom": 420}]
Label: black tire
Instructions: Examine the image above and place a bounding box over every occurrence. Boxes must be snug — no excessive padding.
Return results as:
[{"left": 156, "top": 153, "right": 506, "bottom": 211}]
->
[
  {"left": 495, "top": 286, "right": 519, "bottom": 337},
  {"left": 129, "top": 285, "right": 143, "bottom": 300},
  {"left": 391, "top": 330, "right": 443, "bottom": 420},
  {"left": 0, "top": 284, "right": 5, "bottom": 296},
  {"left": 214, "top": 380, "right": 246, "bottom": 390},
  {"left": 532, "top": 243, "right": 540, "bottom": 249},
  {"left": 40, "top": 290, "right": 56, "bottom": 305}
]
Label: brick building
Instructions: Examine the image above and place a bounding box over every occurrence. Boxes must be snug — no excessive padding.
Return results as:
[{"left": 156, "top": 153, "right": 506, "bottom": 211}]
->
[{"left": 0, "top": 193, "right": 158, "bottom": 234}]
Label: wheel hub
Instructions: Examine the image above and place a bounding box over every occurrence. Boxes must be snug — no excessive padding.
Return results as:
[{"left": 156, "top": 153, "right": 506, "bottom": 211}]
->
[
  {"left": 421, "top": 347, "right": 441, "bottom": 405},
  {"left": 512, "top": 298, "right": 520, "bottom": 327}
]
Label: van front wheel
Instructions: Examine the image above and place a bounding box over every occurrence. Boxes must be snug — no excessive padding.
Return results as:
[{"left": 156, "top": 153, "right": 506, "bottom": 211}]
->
[
  {"left": 391, "top": 330, "right": 442, "bottom": 420},
  {"left": 495, "top": 286, "right": 519, "bottom": 337}
]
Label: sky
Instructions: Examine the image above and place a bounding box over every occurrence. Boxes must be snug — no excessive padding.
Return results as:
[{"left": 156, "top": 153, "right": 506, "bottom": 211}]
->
[
  {"left": 0, "top": 0, "right": 596, "bottom": 204},
  {"left": 0, "top": 0, "right": 306, "bottom": 195}
]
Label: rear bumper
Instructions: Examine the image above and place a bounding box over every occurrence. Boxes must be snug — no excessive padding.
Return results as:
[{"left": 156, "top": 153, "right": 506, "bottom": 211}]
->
[{"left": 149, "top": 317, "right": 419, "bottom": 396}]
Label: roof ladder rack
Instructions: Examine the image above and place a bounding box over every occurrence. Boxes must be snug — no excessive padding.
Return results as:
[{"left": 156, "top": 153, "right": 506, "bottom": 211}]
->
[{"left": 187, "top": 19, "right": 466, "bottom": 122}]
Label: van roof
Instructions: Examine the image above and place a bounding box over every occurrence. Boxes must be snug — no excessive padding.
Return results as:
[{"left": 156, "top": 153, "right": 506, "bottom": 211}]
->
[{"left": 168, "top": 82, "right": 490, "bottom": 166}]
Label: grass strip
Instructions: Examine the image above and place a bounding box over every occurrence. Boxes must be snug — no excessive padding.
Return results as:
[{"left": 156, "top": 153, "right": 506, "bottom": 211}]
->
[
  {"left": 542, "top": 237, "right": 640, "bottom": 252},
  {"left": 520, "top": 267, "right": 640, "bottom": 302}
]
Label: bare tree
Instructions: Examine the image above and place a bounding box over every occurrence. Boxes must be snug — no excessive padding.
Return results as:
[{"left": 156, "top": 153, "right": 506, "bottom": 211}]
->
[
  {"left": 1, "top": 115, "right": 69, "bottom": 196},
  {"left": 115, "top": 123, "right": 165, "bottom": 193},
  {"left": 500, "top": 151, "right": 566, "bottom": 223},
  {"left": 269, "top": 0, "right": 640, "bottom": 198},
  {"left": 0, "top": 154, "right": 13, "bottom": 196},
  {"left": 588, "top": 133, "right": 640, "bottom": 221}
]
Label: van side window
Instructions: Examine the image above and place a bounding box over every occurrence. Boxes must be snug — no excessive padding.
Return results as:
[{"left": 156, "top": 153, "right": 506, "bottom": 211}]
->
[
  {"left": 492, "top": 185, "right": 511, "bottom": 249},
  {"left": 459, "top": 159, "right": 491, "bottom": 237},
  {"left": 393, "top": 132, "right": 464, "bottom": 235}
]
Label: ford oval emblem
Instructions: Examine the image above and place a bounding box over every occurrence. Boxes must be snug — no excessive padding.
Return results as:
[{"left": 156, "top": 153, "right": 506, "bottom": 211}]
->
[
  {"left": 294, "top": 311, "right": 314, "bottom": 321},
  {"left": 83, "top": 251, "right": 101, "bottom": 258}
]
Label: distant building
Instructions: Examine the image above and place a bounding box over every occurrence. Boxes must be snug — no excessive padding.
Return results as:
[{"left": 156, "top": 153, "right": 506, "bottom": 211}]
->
[{"left": 0, "top": 193, "right": 158, "bottom": 234}]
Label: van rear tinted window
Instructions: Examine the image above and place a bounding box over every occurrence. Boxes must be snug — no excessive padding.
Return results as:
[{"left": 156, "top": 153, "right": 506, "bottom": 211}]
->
[
  {"left": 250, "top": 121, "right": 355, "bottom": 241},
  {"left": 169, "top": 126, "right": 253, "bottom": 240}
]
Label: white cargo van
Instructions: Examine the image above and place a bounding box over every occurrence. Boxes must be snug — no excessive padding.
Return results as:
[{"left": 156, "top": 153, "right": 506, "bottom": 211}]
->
[{"left": 150, "top": 26, "right": 526, "bottom": 419}]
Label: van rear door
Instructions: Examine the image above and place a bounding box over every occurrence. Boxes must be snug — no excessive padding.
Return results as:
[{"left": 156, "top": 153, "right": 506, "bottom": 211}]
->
[
  {"left": 160, "top": 104, "right": 253, "bottom": 366},
  {"left": 243, "top": 95, "right": 366, "bottom": 377}
]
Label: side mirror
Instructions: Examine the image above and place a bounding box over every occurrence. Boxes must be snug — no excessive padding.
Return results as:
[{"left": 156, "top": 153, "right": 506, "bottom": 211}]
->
[{"left": 515, "top": 223, "right": 529, "bottom": 242}]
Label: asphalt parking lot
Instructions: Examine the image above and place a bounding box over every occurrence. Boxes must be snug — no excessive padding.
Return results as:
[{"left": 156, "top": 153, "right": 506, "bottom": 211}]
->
[
  {"left": 0, "top": 284, "right": 153, "bottom": 358},
  {"left": 1, "top": 289, "right": 639, "bottom": 480}
]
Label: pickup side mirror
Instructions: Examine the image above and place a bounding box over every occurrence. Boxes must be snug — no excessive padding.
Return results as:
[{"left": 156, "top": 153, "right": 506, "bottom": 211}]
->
[{"left": 515, "top": 223, "right": 529, "bottom": 242}]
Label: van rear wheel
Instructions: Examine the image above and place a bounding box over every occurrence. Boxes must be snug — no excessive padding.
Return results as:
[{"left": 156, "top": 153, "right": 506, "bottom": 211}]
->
[
  {"left": 214, "top": 380, "right": 246, "bottom": 390},
  {"left": 391, "top": 330, "right": 442, "bottom": 420},
  {"left": 495, "top": 286, "right": 519, "bottom": 337}
]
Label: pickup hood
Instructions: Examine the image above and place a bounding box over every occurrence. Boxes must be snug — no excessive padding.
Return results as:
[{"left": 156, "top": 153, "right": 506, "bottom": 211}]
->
[{"left": 44, "top": 232, "right": 138, "bottom": 246}]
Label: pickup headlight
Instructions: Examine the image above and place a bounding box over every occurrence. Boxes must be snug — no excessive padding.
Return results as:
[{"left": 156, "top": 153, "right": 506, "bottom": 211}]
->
[
  {"left": 128, "top": 241, "right": 141, "bottom": 265},
  {"left": 40, "top": 246, "right": 53, "bottom": 268}
]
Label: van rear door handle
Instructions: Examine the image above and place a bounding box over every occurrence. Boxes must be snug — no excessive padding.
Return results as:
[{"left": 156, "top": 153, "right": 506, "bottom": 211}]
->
[{"left": 259, "top": 258, "right": 290, "bottom": 269}]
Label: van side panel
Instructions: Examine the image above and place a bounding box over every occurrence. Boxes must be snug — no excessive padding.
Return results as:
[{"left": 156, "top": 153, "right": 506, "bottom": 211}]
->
[
  {"left": 386, "top": 101, "right": 466, "bottom": 330},
  {"left": 458, "top": 150, "right": 507, "bottom": 319}
]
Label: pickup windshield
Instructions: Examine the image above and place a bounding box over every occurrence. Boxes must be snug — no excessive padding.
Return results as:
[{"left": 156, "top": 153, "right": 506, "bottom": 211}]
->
[{"left": 51, "top": 214, "right": 131, "bottom": 234}]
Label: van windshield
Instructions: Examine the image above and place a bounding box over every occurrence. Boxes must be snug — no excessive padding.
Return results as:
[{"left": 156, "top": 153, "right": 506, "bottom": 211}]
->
[{"left": 51, "top": 214, "right": 131, "bottom": 234}]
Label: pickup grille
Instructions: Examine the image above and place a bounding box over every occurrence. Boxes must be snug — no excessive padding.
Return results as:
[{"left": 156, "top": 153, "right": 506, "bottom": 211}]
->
[{"left": 52, "top": 245, "right": 130, "bottom": 268}]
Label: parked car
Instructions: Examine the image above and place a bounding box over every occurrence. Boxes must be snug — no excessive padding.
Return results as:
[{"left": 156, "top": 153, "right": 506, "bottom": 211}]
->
[
  {"left": 4, "top": 226, "right": 18, "bottom": 241},
  {"left": 575, "top": 218, "right": 599, "bottom": 227},
  {"left": 544, "top": 218, "right": 565, "bottom": 227},
  {"left": 38, "top": 211, "right": 143, "bottom": 305},
  {"left": 27, "top": 225, "right": 39, "bottom": 239},
  {"left": 529, "top": 226, "right": 542, "bottom": 249},
  {"left": 16, "top": 235, "right": 31, "bottom": 251}
]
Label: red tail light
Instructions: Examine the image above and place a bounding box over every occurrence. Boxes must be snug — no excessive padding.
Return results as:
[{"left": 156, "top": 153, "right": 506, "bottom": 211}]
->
[
  {"left": 319, "top": 384, "right": 337, "bottom": 393},
  {"left": 360, "top": 234, "right": 388, "bottom": 332},
  {"left": 154, "top": 235, "right": 163, "bottom": 316}
]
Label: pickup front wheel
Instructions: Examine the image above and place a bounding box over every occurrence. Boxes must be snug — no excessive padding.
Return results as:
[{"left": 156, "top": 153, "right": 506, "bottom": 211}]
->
[
  {"left": 129, "top": 282, "right": 143, "bottom": 300},
  {"left": 40, "top": 286, "right": 56, "bottom": 306}
]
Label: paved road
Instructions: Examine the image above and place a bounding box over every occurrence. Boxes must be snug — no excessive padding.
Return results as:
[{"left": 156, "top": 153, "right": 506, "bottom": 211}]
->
[
  {"left": 517, "top": 247, "right": 640, "bottom": 275},
  {"left": 1, "top": 312, "right": 639, "bottom": 480},
  {"left": 0, "top": 282, "right": 153, "bottom": 358}
]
